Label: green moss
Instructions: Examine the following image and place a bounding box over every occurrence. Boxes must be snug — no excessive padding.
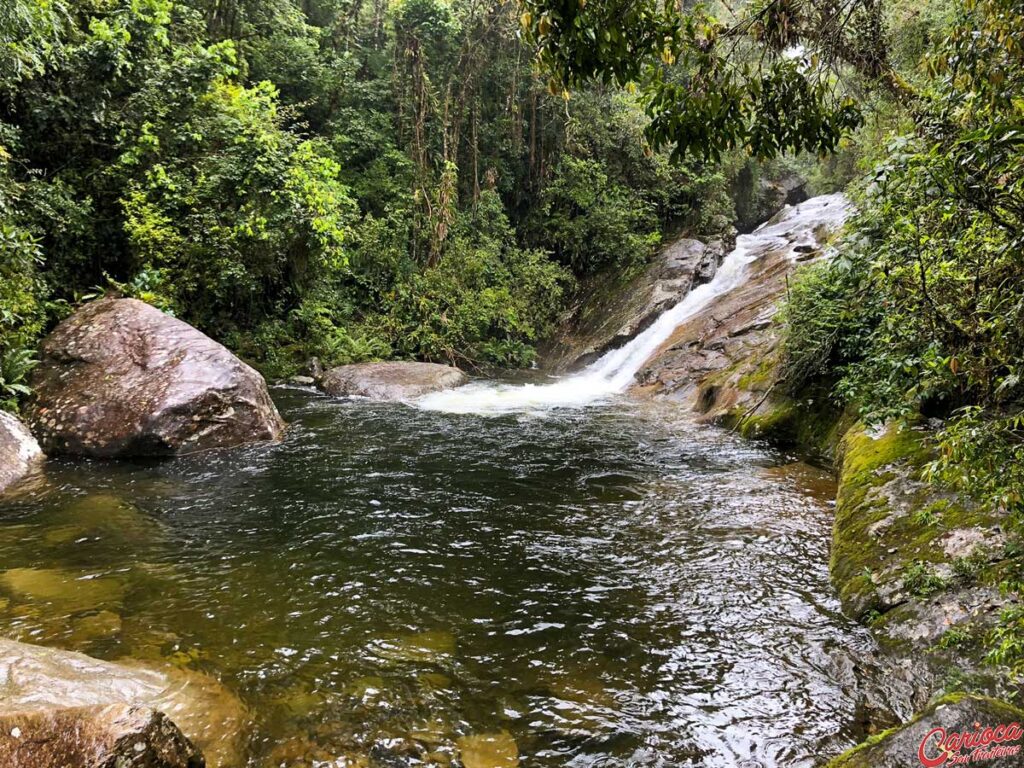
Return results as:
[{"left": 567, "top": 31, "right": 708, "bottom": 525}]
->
[
  {"left": 830, "top": 420, "right": 1013, "bottom": 661},
  {"left": 838, "top": 423, "right": 925, "bottom": 484},
  {"left": 830, "top": 423, "right": 928, "bottom": 616},
  {"left": 824, "top": 724, "right": 901, "bottom": 768},
  {"left": 736, "top": 356, "right": 777, "bottom": 391},
  {"left": 721, "top": 388, "right": 845, "bottom": 463},
  {"left": 825, "top": 695, "right": 1024, "bottom": 768}
]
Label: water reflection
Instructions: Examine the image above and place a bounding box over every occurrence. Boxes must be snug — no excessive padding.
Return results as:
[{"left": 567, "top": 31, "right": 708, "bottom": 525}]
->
[{"left": 0, "top": 388, "right": 875, "bottom": 767}]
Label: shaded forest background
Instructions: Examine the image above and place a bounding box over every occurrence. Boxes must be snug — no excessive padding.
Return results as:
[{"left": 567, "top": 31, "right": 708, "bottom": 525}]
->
[{"left": 1, "top": 0, "right": 779, "bottom": 382}]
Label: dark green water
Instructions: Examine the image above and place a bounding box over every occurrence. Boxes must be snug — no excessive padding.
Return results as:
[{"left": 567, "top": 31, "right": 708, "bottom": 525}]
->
[{"left": 0, "top": 388, "right": 879, "bottom": 767}]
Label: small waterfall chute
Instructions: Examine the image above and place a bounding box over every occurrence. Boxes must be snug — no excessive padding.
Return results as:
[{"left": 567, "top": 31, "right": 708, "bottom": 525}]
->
[{"left": 416, "top": 194, "right": 850, "bottom": 416}]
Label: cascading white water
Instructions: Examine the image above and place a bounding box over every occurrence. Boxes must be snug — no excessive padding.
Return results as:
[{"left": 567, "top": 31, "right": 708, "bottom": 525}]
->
[{"left": 416, "top": 193, "right": 850, "bottom": 415}]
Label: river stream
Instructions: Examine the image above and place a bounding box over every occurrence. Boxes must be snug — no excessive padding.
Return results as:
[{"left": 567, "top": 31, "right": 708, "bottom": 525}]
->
[
  {"left": 0, "top": 389, "right": 880, "bottom": 767},
  {"left": 0, "top": 196, "right": 891, "bottom": 767}
]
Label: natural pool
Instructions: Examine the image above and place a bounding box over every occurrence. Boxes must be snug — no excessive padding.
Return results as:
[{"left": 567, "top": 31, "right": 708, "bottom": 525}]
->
[{"left": 0, "top": 387, "right": 882, "bottom": 767}]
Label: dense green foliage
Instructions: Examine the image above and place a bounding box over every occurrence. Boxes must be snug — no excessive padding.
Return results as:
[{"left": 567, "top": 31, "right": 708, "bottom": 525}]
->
[
  {"left": 784, "top": 0, "right": 1024, "bottom": 514},
  {"left": 519, "top": 0, "right": 878, "bottom": 160},
  {"left": 779, "top": 0, "right": 1024, "bottom": 677},
  {"left": 0, "top": 0, "right": 760, "bottom": 386}
]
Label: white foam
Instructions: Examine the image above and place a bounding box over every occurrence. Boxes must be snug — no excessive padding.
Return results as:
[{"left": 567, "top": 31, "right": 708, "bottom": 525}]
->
[{"left": 416, "top": 194, "right": 850, "bottom": 416}]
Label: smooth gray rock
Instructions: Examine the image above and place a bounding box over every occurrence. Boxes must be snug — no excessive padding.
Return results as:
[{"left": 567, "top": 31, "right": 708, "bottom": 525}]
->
[
  {"left": 0, "top": 411, "right": 42, "bottom": 493},
  {"left": 26, "top": 297, "right": 285, "bottom": 457},
  {"left": 320, "top": 361, "right": 468, "bottom": 401}
]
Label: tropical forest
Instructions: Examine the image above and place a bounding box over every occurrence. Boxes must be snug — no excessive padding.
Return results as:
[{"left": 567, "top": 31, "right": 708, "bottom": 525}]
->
[{"left": 0, "top": 0, "right": 1023, "bottom": 765}]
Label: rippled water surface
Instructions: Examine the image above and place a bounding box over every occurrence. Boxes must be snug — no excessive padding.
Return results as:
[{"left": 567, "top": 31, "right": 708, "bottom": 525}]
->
[{"left": 0, "top": 388, "right": 876, "bottom": 767}]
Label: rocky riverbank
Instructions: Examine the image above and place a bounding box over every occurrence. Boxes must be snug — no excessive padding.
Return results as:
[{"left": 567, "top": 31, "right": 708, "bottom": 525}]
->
[
  {"left": 545, "top": 196, "right": 1023, "bottom": 764},
  {"left": 0, "top": 296, "right": 285, "bottom": 767}
]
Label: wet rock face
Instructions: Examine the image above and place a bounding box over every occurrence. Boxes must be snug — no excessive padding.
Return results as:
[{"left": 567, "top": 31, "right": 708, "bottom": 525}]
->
[
  {"left": 0, "top": 411, "right": 42, "bottom": 494},
  {"left": 631, "top": 244, "right": 785, "bottom": 409},
  {"left": 830, "top": 423, "right": 1015, "bottom": 653},
  {"left": 732, "top": 167, "right": 808, "bottom": 234},
  {"left": 320, "top": 362, "right": 468, "bottom": 401},
  {"left": 632, "top": 194, "right": 851, "bottom": 460},
  {"left": 0, "top": 704, "right": 204, "bottom": 768},
  {"left": 541, "top": 236, "right": 725, "bottom": 372},
  {"left": 26, "top": 297, "right": 285, "bottom": 457},
  {"left": 827, "top": 694, "right": 1024, "bottom": 767},
  {"left": 0, "top": 638, "right": 247, "bottom": 767}
]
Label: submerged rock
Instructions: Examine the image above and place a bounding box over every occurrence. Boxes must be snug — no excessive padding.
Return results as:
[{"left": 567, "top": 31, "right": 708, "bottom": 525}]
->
[
  {"left": 70, "top": 609, "right": 124, "bottom": 644},
  {"left": 0, "top": 703, "right": 203, "bottom": 768},
  {"left": 0, "top": 638, "right": 248, "bottom": 767},
  {"left": 0, "top": 410, "right": 43, "bottom": 494},
  {"left": 369, "top": 629, "right": 456, "bottom": 665},
  {"left": 827, "top": 694, "right": 1024, "bottom": 767},
  {"left": 40, "top": 492, "right": 160, "bottom": 551},
  {"left": 0, "top": 567, "right": 126, "bottom": 613},
  {"left": 456, "top": 731, "right": 519, "bottom": 768},
  {"left": 320, "top": 362, "right": 467, "bottom": 401},
  {"left": 26, "top": 296, "right": 285, "bottom": 457}
]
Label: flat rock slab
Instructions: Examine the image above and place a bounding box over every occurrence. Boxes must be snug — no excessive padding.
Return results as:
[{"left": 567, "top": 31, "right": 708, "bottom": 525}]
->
[
  {"left": 0, "top": 411, "right": 42, "bottom": 494},
  {"left": 320, "top": 362, "right": 467, "bottom": 401},
  {"left": 26, "top": 297, "right": 285, "bottom": 457},
  {"left": 828, "top": 694, "right": 1024, "bottom": 767},
  {"left": 0, "top": 638, "right": 247, "bottom": 767},
  {"left": 0, "top": 703, "right": 203, "bottom": 768}
]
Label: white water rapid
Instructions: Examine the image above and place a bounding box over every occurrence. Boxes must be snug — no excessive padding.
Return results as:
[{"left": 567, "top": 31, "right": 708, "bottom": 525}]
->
[{"left": 416, "top": 193, "right": 850, "bottom": 416}]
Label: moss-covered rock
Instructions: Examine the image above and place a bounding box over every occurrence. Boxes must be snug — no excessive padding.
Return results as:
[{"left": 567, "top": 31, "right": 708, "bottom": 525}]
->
[
  {"left": 826, "top": 694, "right": 1024, "bottom": 767},
  {"left": 830, "top": 422, "right": 1015, "bottom": 655}
]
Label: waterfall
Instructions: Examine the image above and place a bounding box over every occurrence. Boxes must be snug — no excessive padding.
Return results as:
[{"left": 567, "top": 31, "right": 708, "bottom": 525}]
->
[{"left": 416, "top": 193, "right": 850, "bottom": 415}]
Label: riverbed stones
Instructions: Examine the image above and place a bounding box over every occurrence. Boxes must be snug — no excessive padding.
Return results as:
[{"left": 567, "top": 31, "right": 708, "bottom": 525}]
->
[
  {"left": 0, "top": 410, "right": 42, "bottom": 494},
  {"left": 0, "top": 638, "right": 248, "bottom": 767},
  {"left": 320, "top": 362, "right": 467, "bottom": 401},
  {"left": 826, "top": 694, "right": 1024, "bottom": 767},
  {"left": 456, "top": 731, "right": 519, "bottom": 768},
  {"left": 0, "top": 703, "right": 203, "bottom": 768},
  {"left": 70, "top": 609, "right": 124, "bottom": 644},
  {"left": 43, "top": 493, "right": 159, "bottom": 551},
  {"left": 0, "top": 567, "right": 126, "bottom": 613},
  {"left": 370, "top": 629, "right": 456, "bottom": 665},
  {"left": 26, "top": 296, "right": 285, "bottom": 457}
]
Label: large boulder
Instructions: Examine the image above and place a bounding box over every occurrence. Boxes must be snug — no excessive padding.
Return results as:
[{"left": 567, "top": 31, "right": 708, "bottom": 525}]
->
[
  {"left": 0, "top": 704, "right": 203, "bottom": 768},
  {"left": 827, "top": 694, "right": 1024, "bottom": 767},
  {"left": 731, "top": 165, "right": 809, "bottom": 233},
  {"left": 26, "top": 297, "right": 285, "bottom": 457},
  {"left": 320, "top": 361, "right": 468, "bottom": 401},
  {"left": 0, "top": 638, "right": 248, "bottom": 767},
  {"left": 0, "top": 411, "right": 42, "bottom": 494}
]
